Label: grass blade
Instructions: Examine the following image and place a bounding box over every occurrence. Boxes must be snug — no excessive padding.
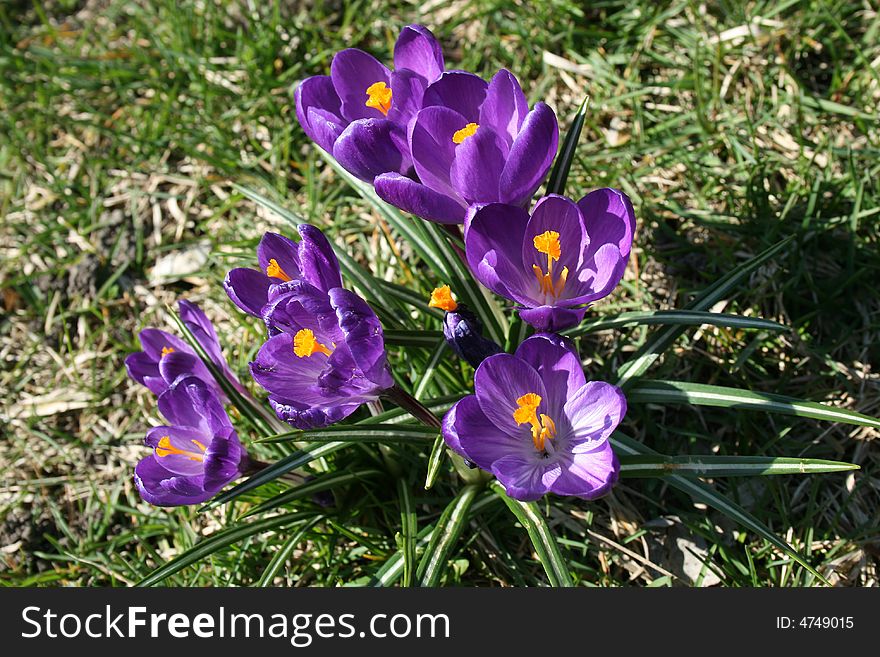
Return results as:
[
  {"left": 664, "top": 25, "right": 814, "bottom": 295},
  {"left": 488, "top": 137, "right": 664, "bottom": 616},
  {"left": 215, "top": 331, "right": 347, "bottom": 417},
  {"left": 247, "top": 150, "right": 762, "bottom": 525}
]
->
[
  {"left": 490, "top": 481, "right": 574, "bottom": 587},
  {"left": 137, "top": 512, "right": 315, "bottom": 586},
  {"left": 243, "top": 469, "right": 382, "bottom": 518},
  {"left": 610, "top": 431, "right": 830, "bottom": 585},
  {"left": 424, "top": 434, "right": 447, "bottom": 490},
  {"left": 619, "top": 454, "right": 859, "bottom": 477},
  {"left": 546, "top": 95, "right": 589, "bottom": 196},
  {"left": 256, "top": 424, "right": 439, "bottom": 444},
  {"left": 397, "top": 479, "right": 418, "bottom": 587},
  {"left": 384, "top": 329, "right": 445, "bottom": 347},
  {"left": 255, "top": 516, "right": 324, "bottom": 586},
  {"left": 565, "top": 310, "right": 787, "bottom": 336},
  {"left": 201, "top": 442, "right": 349, "bottom": 510},
  {"left": 417, "top": 484, "right": 481, "bottom": 587},
  {"left": 615, "top": 236, "right": 794, "bottom": 389},
  {"left": 628, "top": 380, "right": 880, "bottom": 430}
]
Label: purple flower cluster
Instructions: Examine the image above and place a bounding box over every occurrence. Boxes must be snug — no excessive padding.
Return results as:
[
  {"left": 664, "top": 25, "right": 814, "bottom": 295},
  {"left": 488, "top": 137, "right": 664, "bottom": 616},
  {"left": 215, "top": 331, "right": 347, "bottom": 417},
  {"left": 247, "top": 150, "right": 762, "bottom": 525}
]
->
[
  {"left": 224, "top": 225, "right": 393, "bottom": 429},
  {"left": 129, "top": 23, "right": 637, "bottom": 508},
  {"left": 126, "top": 302, "right": 250, "bottom": 506}
]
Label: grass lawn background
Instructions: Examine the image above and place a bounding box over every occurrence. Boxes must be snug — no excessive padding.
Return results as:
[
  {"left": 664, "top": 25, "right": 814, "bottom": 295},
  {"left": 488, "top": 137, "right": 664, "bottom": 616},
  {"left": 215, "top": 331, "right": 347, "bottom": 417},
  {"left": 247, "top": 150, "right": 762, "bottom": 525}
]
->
[{"left": 1, "top": 0, "right": 878, "bottom": 586}]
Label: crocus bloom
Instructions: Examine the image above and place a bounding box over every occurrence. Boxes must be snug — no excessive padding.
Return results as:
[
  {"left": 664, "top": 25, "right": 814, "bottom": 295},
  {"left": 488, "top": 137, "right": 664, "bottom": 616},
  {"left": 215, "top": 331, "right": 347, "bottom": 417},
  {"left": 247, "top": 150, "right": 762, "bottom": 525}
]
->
[
  {"left": 224, "top": 225, "right": 343, "bottom": 323},
  {"left": 295, "top": 24, "right": 445, "bottom": 182},
  {"left": 374, "top": 69, "right": 559, "bottom": 224},
  {"left": 125, "top": 300, "right": 242, "bottom": 397},
  {"left": 442, "top": 333, "right": 624, "bottom": 501},
  {"left": 465, "top": 190, "right": 636, "bottom": 331},
  {"left": 134, "top": 376, "right": 251, "bottom": 506},
  {"left": 429, "top": 285, "right": 502, "bottom": 368},
  {"left": 250, "top": 279, "right": 394, "bottom": 429}
]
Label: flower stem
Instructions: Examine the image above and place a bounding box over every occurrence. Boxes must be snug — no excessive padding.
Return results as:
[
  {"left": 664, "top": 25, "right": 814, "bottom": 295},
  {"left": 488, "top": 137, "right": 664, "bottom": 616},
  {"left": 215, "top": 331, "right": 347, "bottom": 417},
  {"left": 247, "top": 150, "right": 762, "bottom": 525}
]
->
[{"left": 384, "top": 385, "right": 442, "bottom": 429}]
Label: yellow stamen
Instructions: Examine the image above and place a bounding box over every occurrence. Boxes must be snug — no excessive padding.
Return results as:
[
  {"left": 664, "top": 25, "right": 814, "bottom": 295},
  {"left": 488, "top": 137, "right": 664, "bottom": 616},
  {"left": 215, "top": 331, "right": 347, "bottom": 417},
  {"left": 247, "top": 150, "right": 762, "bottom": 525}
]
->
[
  {"left": 532, "top": 230, "right": 568, "bottom": 300},
  {"left": 452, "top": 122, "right": 479, "bottom": 144},
  {"left": 513, "top": 393, "right": 558, "bottom": 452},
  {"left": 365, "top": 81, "right": 392, "bottom": 115},
  {"left": 428, "top": 285, "right": 458, "bottom": 312},
  {"left": 293, "top": 328, "right": 333, "bottom": 358},
  {"left": 156, "top": 435, "right": 207, "bottom": 462},
  {"left": 266, "top": 258, "right": 292, "bottom": 282},
  {"left": 160, "top": 346, "right": 175, "bottom": 358}
]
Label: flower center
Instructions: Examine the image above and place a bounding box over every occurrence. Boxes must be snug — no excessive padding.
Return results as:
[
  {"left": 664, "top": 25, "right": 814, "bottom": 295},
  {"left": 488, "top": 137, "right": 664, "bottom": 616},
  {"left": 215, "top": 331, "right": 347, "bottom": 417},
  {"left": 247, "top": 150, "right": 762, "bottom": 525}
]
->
[
  {"left": 452, "top": 122, "right": 479, "bottom": 144},
  {"left": 293, "top": 328, "right": 333, "bottom": 358},
  {"left": 428, "top": 285, "right": 458, "bottom": 312},
  {"left": 266, "top": 258, "right": 292, "bottom": 282},
  {"left": 532, "top": 230, "right": 569, "bottom": 300},
  {"left": 160, "top": 346, "right": 174, "bottom": 358},
  {"left": 365, "top": 81, "right": 392, "bottom": 115},
  {"left": 156, "top": 435, "right": 207, "bottom": 462},
  {"left": 513, "top": 393, "right": 557, "bottom": 452}
]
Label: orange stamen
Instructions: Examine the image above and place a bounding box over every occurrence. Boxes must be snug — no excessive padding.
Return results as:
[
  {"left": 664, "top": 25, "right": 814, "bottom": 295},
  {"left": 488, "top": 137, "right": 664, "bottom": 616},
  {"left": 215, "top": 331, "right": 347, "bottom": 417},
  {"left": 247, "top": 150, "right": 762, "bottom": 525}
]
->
[
  {"left": 293, "top": 328, "right": 333, "bottom": 358},
  {"left": 266, "top": 258, "right": 292, "bottom": 282},
  {"left": 452, "top": 122, "right": 479, "bottom": 144},
  {"left": 428, "top": 285, "right": 458, "bottom": 312},
  {"left": 156, "top": 435, "right": 207, "bottom": 462},
  {"left": 365, "top": 81, "right": 392, "bottom": 115}
]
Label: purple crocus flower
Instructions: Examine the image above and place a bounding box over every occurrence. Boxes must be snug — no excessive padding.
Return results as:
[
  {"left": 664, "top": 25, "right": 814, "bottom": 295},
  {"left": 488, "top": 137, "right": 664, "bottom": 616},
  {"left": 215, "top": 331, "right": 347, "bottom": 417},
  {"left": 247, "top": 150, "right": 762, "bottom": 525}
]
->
[
  {"left": 464, "top": 190, "right": 636, "bottom": 332},
  {"left": 134, "top": 376, "right": 251, "bottom": 506},
  {"left": 250, "top": 280, "right": 394, "bottom": 429},
  {"left": 374, "top": 69, "right": 559, "bottom": 224},
  {"left": 295, "top": 24, "right": 445, "bottom": 182},
  {"left": 125, "top": 300, "right": 242, "bottom": 397},
  {"left": 223, "top": 225, "right": 342, "bottom": 323},
  {"left": 442, "top": 333, "right": 624, "bottom": 501}
]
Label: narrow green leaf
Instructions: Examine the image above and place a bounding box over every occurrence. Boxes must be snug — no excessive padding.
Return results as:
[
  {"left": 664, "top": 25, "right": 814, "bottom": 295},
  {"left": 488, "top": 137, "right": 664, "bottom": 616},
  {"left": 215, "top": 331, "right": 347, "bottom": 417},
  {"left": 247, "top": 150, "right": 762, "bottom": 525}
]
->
[
  {"left": 629, "top": 380, "right": 880, "bottom": 430},
  {"left": 565, "top": 310, "right": 787, "bottom": 336},
  {"left": 384, "top": 329, "right": 445, "bottom": 348},
  {"left": 417, "top": 484, "right": 481, "bottom": 587},
  {"left": 201, "top": 442, "right": 349, "bottom": 510},
  {"left": 490, "top": 481, "right": 574, "bottom": 587},
  {"left": 367, "top": 493, "right": 498, "bottom": 587},
  {"left": 244, "top": 469, "right": 382, "bottom": 518},
  {"left": 256, "top": 516, "right": 323, "bottom": 586},
  {"left": 610, "top": 431, "right": 830, "bottom": 585},
  {"left": 256, "top": 424, "right": 439, "bottom": 445},
  {"left": 546, "top": 95, "right": 589, "bottom": 195},
  {"left": 424, "top": 434, "right": 447, "bottom": 490},
  {"left": 619, "top": 454, "right": 859, "bottom": 478},
  {"left": 397, "top": 479, "right": 417, "bottom": 587},
  {"left": 137, "top": 512, "right": 314, "bottom": 587},
  {"left": 615, "top": 236, "right": 794, "bottom": 389}
]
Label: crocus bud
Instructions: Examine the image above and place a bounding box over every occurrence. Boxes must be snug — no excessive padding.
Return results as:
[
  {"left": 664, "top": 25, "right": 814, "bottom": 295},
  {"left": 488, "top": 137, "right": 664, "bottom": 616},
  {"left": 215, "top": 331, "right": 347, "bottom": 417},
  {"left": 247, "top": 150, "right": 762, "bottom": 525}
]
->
[{"left": 429, "top": 286, "right": 503, "bottom": 368}]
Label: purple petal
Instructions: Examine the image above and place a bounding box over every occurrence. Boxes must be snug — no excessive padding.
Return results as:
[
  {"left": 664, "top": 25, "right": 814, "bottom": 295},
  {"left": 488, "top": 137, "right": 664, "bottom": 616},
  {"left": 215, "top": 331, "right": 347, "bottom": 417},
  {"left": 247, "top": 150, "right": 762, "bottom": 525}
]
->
[
  {"left": 409, "top": 105, "right": 466, "bottom": 201},
  {"left": 250, "top": 333, "right": 337, "bottom": 406},
  {"left": 138, "top": 328, "right": 188, "bottom": 361},
  {"left": 513, "top": 333, "right": 586, "bottom": 418},
  {"left": 491, "top": 454, "right": 551, "bottom": 502},
  {"left": 145, "top": 425, "right": 210, "bottom": 477},
  {"left": 450, "top": 125, "right": 508, "bottom": 203},
  {"left": 332, "top": 118, "right": 409, "bottom": 181},
  {"left": 549, "top": 443, "right": 619, "bottom": 500},
  {"left": 393, "top": 24, "right": 444, "bottom": 81},
  {"left": 521, "top": 195, "right": 587, "bottom": 294},
  {"left": 257, "top": 232, "right": 301, "bottom": 284},
  {"left": 566, "top": 242, "right": 626, "bottom": 305},
  {"left": 125, "top": 351, "right": 165, "bottom": 395},
  {"left": 330, "top": 48, "right": 392, "bottom": 121},
  {"left": 518, "top": 305, "right": 587, "bottom": 332},
  {"left": 499, "top": 102, "right": 559, "bottom": 205},
  {"left": 157, "top": 377, "right": 229, "bottom": 434},
  {"left": 464, "top": 202, "right": 533, "bottom": 304},
  {"left": 479, "top": 69, "right": 529, "bottom": 144},
  {"left": 374, "top": 173, "right": 467, "bottom": 224},
  {"left": 203, "top": 425, "right": 244, "bottom": 491},
  {"left": 297, "top": 224, "right": 343, "bottom": 292},
  {"left": 224, "top": 267, "right": 271, "bottom": 316},
  {"left": 329, "top": 287, "right": 393, "bottom": 389},
  {"left": 564, "top": 381, "right": 627, "bottom": 449},
  {"left": 451, "top": 395, "right": 534, "bottom": 470},
  {"left": 267, "top": 279, "right": 338, "bottom": 336},
  {"left": 294, "top": 76, "right": 345, "bottom": 153},
  {"left": 422, "top": 71, "right": 488, "bottom": 122},
  {"left": 473, "top": 352, "right": 546, "bottom": 438},
  {"left": 268, "top": 397, "right": 361, "bottom": 430},
  {"left": 577, "top": 187, "right": 636, "bottom": 257},
  {"left": 157, "top": 350, "right": 214, "bottom": 391},
  {"left": 178, "top": 299, "right": 226, "bottom": 370},
  {"left": 134, "top": 456, "right": 212, "bottom": 507},
  {"left": 386, "top": 68, "right": 428, "bottom": 127}
]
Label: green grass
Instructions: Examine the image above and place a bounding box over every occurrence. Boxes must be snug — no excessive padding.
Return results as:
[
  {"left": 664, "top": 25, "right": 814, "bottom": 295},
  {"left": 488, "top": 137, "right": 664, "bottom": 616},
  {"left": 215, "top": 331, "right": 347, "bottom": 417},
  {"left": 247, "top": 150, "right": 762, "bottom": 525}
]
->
[{"left": 1, "top": 0, "right": 878, "bottom": 587}]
